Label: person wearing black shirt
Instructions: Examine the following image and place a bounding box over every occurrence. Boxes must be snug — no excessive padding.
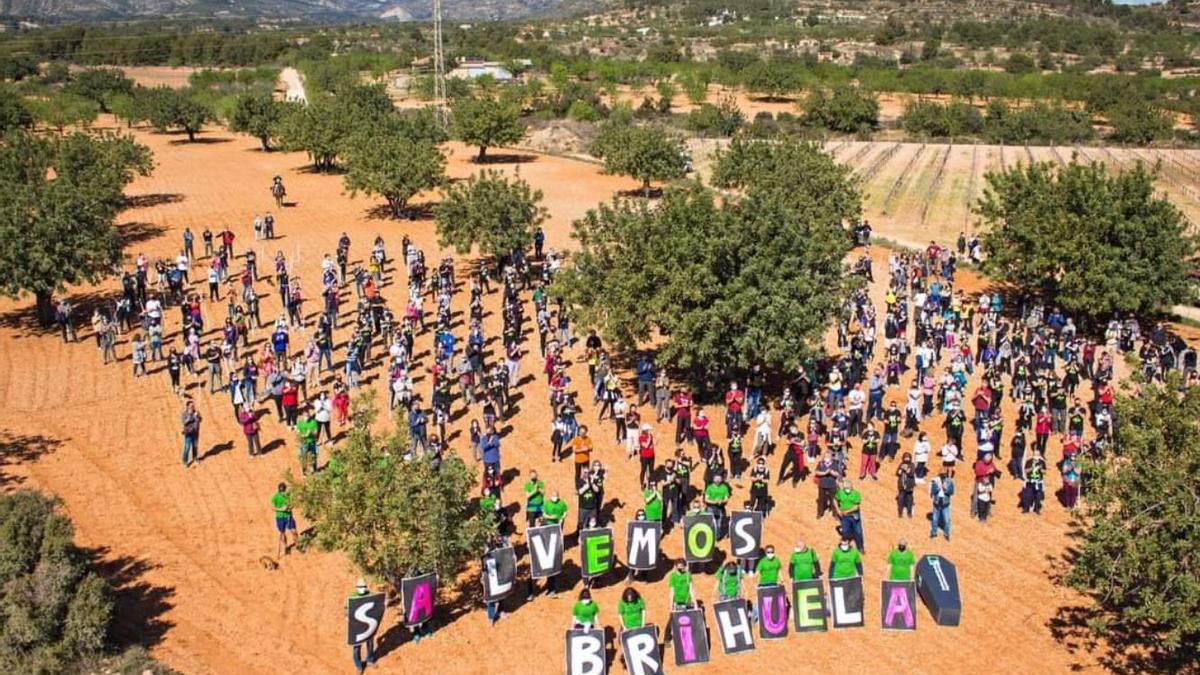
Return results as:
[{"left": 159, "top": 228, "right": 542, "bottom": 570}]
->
[
  {"left": 882, "top": 403, "right": 902, "bottom": 460},
  {"left": 167, "top": 348, "right": 182, "bottom": 394},
  {"left": 1021, "top": 451, "right": 1047, "bottom": 514},
  {"left": 814, "top": 452, "right": 840, "bottom": 519},
  {"left": 576, "top": 470, "right": 600, "bottom": 531},
  {"left": 748, "top": 457, "right": 770, "bottom": 515},
  {"left": 943, "top": 407, "right": 965, "bottom": 450}
]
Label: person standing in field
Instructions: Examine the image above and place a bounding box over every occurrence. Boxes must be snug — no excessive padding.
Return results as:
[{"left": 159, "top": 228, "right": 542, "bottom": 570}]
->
[
  {"left": 273, "top": 482, "right": 298, "bottom": 557},
  {"left": 885, "top": 538, "right": 915, "bottom": 581},
  {"left": 181, "top": 399, "right": 201, "bottom": 467},
  {"left": 789, "top": 540, "right": 821, "bottom": 581},
  {"left": 347, "top": 578, "right": 376, "bottom": 674},
  {"left": 829, "top": 536, "right": 863, "bottom": 580},
  {"left": 240, "top": 404, "right": 262, "bottom": 457}
]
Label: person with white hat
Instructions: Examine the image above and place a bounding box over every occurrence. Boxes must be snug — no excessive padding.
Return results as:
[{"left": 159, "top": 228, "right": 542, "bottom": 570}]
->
[
  {"left": 348, "top": 578, "right": 376, "bottom": 673},
  {"left": 637, "top": 423, "right": 656, "bottom": 486}
]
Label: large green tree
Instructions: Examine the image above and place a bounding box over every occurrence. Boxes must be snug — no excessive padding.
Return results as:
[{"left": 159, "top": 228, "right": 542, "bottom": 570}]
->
[
  {"left": 29, "top": 94, "right": 99, "bottom": 134},
  {"left": 435, "top": 169, "right": 548, "bottom": 261},
  {"left": 343, "top": 120, "right": 446, "bottom": 218},
  {"left": 294, "top": 396, "right": 492, "bottom": 589},
  {"left": 274, "top": 85, "right": 399, "bottom": 172},
  {"left": 0, "top": 87, "right": 33, "bottom": 134},
  {"left": 227, "top": 91, "right": 285, "bottom": 151},
  {"left": 136, "top": 87, "right": 211, "bottom": 142},
  {"left": 555, "top": 138, "right": 859, "bottom": 380},
  {"left": 449, "top": 95, "right": 525, "bottom": 161},
  {"left": 1065, "top": 377, "right": 1200, "bottom": 668},
  {"left": 64, "top": 67, "right": 133, "bottom": 113},
  {"left": 0, "top": 130, "right": 153, "bottom": 322},
  {"left": 0, "top": 490, "right": 114, "bottom": 672},
  {"left": 801, "top": 87, "right": 880, "bottom": 134},
  {"left": 596, "top": 123, "right": 688, "bottom": 196},
  {"left": 976, "top": 160, "right": 1196, "bottom": 322}
]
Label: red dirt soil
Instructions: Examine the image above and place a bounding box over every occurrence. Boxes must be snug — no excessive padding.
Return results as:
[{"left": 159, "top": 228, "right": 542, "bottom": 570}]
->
[{"left": 0, "top": 119, "right": 1112, "bottom": 674}]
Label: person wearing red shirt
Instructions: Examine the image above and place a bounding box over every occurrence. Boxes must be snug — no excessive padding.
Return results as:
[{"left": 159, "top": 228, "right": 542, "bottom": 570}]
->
[
  {"left": 724, "top": 382, "right": 745, "bottom": 439},
  {"left": 692, "top": 409, "right": 711, "bottom": 460},
  {"left": 637, "top": 425, "right": 656, "bottom": 487},
  {"left": 673, "top": 389, "right": 693, "bottom": 447},
  {"left": 281, "top": 380, "right": 300, "bottom": 427},
  {"left": 333, "top": 382, "right": 350, "bottom": 426},
  {"left": 1034, "top": 409, "right": 1052, "bottom": 454}
]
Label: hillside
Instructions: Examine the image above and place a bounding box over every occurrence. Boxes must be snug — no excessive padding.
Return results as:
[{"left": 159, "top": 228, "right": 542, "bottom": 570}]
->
[{"left": 0, "top": 0, "right": 566, "bottom": 20}]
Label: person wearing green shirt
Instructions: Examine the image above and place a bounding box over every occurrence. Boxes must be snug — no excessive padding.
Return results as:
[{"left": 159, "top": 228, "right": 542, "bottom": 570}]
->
[
  {"left": 643, "top": 482, "right": 663, "bottom": 522},
  {"left": 296, "top": 412, "right": 319, "bottom": 474},
  {"left": 272, "top": 482, "right": 297, "bottom": 558},
  {"left": 886, "top": 538, "right": 915, "bottom": 581},
  {"left": 715, "top": 560, "right": 743, "bottom": 601},
  {"left": 524, "top": 470, "right": 545, "bottom": 525},
  {"left": 572, "top": 589, "right": 599, "bottom": 630},
  {"left": 755, "top": 545, "right": 782, "bottom": 586},
  {"left": 789, "top": 540, "right": 821, "bottom": 580},
  {"left": 835, "top": 479, "right": 865, "bottom": 553},
  {"left": 542, "top": 491, "right": 567, "bottom": 525},
  {"left": 704, "top": 474, "right": 733, "bottom": 539},
  {"left": 617, "top": 587, "right": 646, "bottom": 630},
  {"left": 829, "top": 537, "right": 864, "bottom": 579},
  {"left": 667, "top": 559, "right": 694, "bottom": 609}
]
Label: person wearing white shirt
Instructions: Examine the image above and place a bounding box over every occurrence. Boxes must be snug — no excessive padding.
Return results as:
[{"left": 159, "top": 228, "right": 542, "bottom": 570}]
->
[
  {"left": 940, "top": 441, "right": 958, "bottom": 478},
  {"left": 913, "top": 432, "right": 931, "bottom": 483}
]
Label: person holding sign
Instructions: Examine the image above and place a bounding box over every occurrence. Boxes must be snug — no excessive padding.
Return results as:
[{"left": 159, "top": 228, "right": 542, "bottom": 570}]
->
[
  {"left": 830, "top": 537, "right": 863, "bottom": 580},
  {"left": 618, "top": 587, "right": 647, "bottom": 630},
  {"left": 886, "top": 538, "right": 915, "bottom": 581},
  {"left": 704, "top": 473, "right": 733, "bottom": 539},
  {"left": 835, "top": 479, "right": 865, "bottom": 553},
  {"left": 755, "top": 545, "right": 782, "bottom": 587},
  {"left": 572, "top": 589, "right": 600, "bottom": 630},
  {"left": 789, "top": 541, "right": 821, "bottom": 580},
  {"left": 524, "top": 470, "right": 545, "bottom": 526},
  {"left": 667, "top": 559, "right": 696, "bottom": 610},
  {"left": 347, "top": 579, "right": 376, "bottom": 674}
]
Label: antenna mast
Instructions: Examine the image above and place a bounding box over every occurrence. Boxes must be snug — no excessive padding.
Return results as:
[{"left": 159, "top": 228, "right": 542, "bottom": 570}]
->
[{"left": 433, "top": 0, "right": 447, "bottom": 125}]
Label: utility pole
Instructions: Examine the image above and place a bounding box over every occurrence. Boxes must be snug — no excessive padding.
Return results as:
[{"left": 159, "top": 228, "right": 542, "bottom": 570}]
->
[{"left": 433, "top": 0, "right": 447, "bottom": 127}]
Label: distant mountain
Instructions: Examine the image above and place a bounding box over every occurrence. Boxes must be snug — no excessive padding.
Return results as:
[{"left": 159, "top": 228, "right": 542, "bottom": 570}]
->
[{"left": 0, "top": 0, "right": 567, "bottom": 20}]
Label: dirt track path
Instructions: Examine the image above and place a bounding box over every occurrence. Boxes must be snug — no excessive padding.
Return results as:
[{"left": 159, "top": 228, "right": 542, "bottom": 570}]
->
[{"left": 0, "top": 120, "right": 1108, "bottom": 674}]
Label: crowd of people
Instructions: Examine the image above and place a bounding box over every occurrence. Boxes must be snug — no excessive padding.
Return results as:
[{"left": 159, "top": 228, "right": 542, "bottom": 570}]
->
[{"left": 45, "top": 198, "right": 1198, "bottom": 670}]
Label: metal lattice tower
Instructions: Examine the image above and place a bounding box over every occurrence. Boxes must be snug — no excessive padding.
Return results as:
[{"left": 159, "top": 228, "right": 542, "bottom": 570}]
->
[{"left": 432, "top": 0, "right": 447, "bottom": 125}]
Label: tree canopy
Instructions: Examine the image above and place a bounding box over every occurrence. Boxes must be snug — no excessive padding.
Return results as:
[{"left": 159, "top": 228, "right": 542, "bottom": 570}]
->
[
  {"left": 555, "top": 138, "right": 859, "bottom": 381},
  {"left": 976, "top": 160, "right": 1196, "bottom": 322},
  {"left": 136, "top": 86, "right": 212, "bottom": 142},
  {"left": 593, "top": 122, "right": 688, "bottom": 195},
  {"left": 0, "top": 490, "right": 114, "bottom": 672},
  {"left": 227, "top": 91, "right": 285, "bottom": 151},
  {"left": 449, "top": 95, "right": 525, "bottom": 161},
  {"left": 343, "top": 115, "right": 446, "bottom": 219},
  {"left": 0, "top": 129, "right": 153, "bottom": 322},
  {"left": 1065, "top": 377, "right": 1200, "bottom": 668},
  {"left": 801, "top": 87, "right": 880, "bottom": 134},
  {"left": 0, "top": 88, "right": 34, "bottom": 134},
  {"left": 294, "top": 396, "right": 492, "bottom": 588},
  {"left": 274, "top": 84, "right": 398, "bottom": 172},
  {"left": 435, "top": 169, "right": 548, "bottom": 261}
]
